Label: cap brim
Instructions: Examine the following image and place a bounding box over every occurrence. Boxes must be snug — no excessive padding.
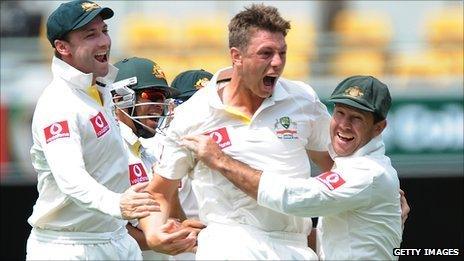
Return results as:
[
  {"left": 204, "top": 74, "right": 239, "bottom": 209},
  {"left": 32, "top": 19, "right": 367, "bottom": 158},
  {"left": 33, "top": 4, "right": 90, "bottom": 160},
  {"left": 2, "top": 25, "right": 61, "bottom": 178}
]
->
[
  {"left": 327, "top": 97, "right": 374, "bottom": 112},
  {"left": 73, "top": 7, "right": 114, "bottom": 30}
]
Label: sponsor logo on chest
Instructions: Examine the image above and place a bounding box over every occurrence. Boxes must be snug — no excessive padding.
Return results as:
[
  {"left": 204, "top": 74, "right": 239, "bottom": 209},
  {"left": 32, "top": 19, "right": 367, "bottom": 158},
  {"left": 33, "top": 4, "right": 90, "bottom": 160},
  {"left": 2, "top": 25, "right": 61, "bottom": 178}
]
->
[
  {"left": 44, "top": 120, "right": 70, "bottom": 143},
  {"left": 129, "top": 163, "right": 149, "bottom": 185},
  {"left": 90, "top": 112, "right": 110, "bottom": 138},
  {"left": 205, "top": 127, "right": 232, "bottom": 149},
  {"left": 274, "top": 116, "right": 298, "bottom": 139}
]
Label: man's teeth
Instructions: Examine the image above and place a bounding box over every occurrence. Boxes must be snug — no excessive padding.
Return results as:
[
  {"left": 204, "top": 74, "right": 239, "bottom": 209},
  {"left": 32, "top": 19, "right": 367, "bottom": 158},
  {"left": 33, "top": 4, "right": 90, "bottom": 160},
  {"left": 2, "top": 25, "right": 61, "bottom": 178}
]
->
[
  {"left": 338, "top": 132, "right": 354, "bottom": 141},
  {"left": 95, "top": 52, "right": 107, "bottom": 62}
]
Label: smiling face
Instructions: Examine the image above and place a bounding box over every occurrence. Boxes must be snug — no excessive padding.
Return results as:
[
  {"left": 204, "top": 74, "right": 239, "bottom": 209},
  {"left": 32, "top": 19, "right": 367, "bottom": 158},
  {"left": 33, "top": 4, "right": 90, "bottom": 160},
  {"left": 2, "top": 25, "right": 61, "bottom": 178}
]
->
[
  {"left": 55, "top": 15, "right": 111, "bottom": 79},
  {"left": 330, "top": 103, "right": 386, "bottom": 156},
  {"left": 232, "top": 29, "right": 287, "bottom": 99},
  {"left": 134, "top": 90, "right": 166, "bottom": 131}
]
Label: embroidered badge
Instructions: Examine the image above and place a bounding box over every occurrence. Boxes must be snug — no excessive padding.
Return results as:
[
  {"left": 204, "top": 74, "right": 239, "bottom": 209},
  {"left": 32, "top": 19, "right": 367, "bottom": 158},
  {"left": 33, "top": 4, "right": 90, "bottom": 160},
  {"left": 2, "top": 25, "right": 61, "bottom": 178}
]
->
[
  {"left": 129, "top": 163, "right": 149, "bottom": 185},
  {"left": 274, "top": 116, "right": 298, "bottom": 139},
  {"left": 44, "top": 121, "right": 70, "bottom": 144},
  {"left": 316, "top": 171, "right": 345, "bottom": 190},
  {"left": 205, "top": 127, "right": 231, "bottom": 149},
  {"left": 81, "top": 2, "right": 100, "bottom": 12},
  {"left": 90, "top": 112, "right": 110, "bottom": 138},
  {"left": 152, "top": 64, "right": 166, "bottom": 79},
  {"left": 194, "top": 77, "right": 210, "bottom": 90},
  {"left": 344, "top": 86, "right": 364, "bottom": 98}
]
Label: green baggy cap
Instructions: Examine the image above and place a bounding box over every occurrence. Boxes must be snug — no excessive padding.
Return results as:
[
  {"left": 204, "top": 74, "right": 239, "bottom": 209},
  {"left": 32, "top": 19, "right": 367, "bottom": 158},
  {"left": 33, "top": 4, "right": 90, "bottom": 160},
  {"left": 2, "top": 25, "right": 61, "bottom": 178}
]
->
[
  {"left": 171, "top": 69, "right": 213, "bottom": 101},
  {"left": 327, "top": 75, "right": 392, "bottom": 120},
  {"left": 47, "top": 0, "right": 114, "bottom": 47}
]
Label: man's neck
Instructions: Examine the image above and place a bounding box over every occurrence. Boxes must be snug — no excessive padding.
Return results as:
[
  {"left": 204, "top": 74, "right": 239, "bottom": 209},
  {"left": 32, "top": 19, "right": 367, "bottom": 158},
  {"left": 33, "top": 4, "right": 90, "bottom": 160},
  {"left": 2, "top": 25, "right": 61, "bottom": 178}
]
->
[{"left": 220, "top": 73, "right": 264, "bottom": 118}]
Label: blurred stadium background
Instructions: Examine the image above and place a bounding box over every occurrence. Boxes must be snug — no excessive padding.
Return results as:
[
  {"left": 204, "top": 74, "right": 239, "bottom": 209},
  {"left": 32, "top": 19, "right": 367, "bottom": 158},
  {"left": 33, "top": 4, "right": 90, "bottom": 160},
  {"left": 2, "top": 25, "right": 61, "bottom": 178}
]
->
[{"left": 1, "top": 0, "right": 462, "bottom": 259}]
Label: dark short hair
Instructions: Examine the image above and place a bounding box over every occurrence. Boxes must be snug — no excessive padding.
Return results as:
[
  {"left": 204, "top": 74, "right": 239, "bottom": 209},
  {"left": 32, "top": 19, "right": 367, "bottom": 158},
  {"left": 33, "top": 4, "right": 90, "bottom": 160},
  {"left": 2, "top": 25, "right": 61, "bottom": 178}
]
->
[{"left": 228, "top": 4, "right": 291, "bottom": 51}]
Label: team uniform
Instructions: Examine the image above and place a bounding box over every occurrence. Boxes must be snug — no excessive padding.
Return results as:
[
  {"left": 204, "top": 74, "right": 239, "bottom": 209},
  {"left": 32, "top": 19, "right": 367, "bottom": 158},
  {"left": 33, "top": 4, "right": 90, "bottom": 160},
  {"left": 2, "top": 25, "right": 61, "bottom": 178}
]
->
[
  {"left": 26, "top": 57, "right": 142, "bottom": 260},
  {"left": 155, "top": 67, "right": 330, "bottom": 260},
  {"left": 258, "top": 135, "right": 403, "bottom": 260},
  {"left": 120, "top": 122, "right": 173, "bottom": 261}
]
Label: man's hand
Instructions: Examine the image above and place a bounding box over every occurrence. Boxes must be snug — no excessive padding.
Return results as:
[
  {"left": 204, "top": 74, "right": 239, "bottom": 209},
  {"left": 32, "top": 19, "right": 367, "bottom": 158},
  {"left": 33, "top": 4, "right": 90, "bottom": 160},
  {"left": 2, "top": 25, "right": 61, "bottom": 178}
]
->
[
  {"left": 120, "top": 182, "right": 160, "bottom": 220},
  {"left": 181, "top": 134, "right": 224, "bottom": 170},
  {"left": 147, "top": 219, "right": 198, "bottom": 255},
  {"left": 399, "top": 189, "right": 410, "bottom": 229},
  {"left": 180, "top": 219, "right": 206, "bottom": 253},
  {"left": 182, "top": 219, "right": 206, "bottom": 230}
]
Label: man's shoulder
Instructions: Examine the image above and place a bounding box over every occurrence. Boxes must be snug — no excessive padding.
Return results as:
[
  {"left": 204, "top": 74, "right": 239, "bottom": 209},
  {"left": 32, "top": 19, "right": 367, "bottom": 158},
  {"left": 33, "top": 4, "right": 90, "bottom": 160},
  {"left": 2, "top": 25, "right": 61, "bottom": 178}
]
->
[
  {"left": 338, "top": 154, "right": 397, "bottom": 181},
  {"left": 277, "top": 77, "right": 319, "bottom": 101}
]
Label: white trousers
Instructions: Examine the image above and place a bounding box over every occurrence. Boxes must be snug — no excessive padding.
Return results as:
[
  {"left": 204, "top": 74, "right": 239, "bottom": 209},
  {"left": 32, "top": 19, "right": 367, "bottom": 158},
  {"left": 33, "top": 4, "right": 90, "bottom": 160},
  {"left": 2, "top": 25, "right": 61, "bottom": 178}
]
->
[
  {"left": 26, "top": 226, "right": 143, "bottom": 260},
  {"left": 195, "top": 222, "right": 318, "bottom": 260}
]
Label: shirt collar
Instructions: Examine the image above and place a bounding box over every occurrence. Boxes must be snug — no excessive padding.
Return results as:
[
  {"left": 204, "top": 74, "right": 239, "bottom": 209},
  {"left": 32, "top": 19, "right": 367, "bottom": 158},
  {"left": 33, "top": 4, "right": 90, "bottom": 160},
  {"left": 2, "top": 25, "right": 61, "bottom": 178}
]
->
[
  {"left": 119, "top": 121, "right": 140, "bottom": 146},
  {"left": 51, "top": 56, "right": 118, "bottom": 90},
  {"left": 329, "top": 134, "right": 385, "bottom": 160},
  {"left": 119, "top": 121, "right": 142, "bottom": 157}
]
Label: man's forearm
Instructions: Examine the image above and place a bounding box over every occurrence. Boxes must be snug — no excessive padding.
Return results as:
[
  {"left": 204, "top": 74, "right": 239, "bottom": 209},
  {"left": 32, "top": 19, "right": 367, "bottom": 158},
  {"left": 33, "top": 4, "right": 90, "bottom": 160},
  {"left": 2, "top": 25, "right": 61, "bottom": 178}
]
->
[
  {"left": 126, "top": 223, "right": 150, "bottom": 251},
  {"left": 169, "top": 189, "right": 187, "bottom": 221},
  {"left": 214, "top": 153, "right": 262, "bottom": 200}
]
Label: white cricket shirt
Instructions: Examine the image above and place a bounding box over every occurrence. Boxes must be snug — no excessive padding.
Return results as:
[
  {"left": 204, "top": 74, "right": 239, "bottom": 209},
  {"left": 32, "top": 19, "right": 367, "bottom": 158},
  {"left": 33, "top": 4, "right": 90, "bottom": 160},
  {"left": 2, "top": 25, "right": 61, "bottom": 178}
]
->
[
  {"left": 258, "top": 135, "right": 402, "bottom": 260},
  {"left": 155, "top": 67, "right": 330, "bottom": 234},
  {"left": 28, "top": 57, "right": 128, "bottom": 233}
]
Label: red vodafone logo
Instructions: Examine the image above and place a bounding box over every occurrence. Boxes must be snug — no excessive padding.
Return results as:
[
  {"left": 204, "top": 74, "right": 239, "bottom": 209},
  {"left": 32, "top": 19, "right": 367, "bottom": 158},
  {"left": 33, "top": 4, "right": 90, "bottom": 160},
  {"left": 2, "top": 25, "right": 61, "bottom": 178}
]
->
[
  {"left": 44, "top": 121, "right": 70, "bottom": 143},
  {"left": 205, "top": 127, "right": 231, "bottom": 149},
  {"left": 316, "top": 171, "right": 345, "bottom": 190},
  {"left": 90, "top": 112, "right": 110, "bottom": 138},
  {"left": 129, "top": 163, "right": 149, "bottom": 185}
]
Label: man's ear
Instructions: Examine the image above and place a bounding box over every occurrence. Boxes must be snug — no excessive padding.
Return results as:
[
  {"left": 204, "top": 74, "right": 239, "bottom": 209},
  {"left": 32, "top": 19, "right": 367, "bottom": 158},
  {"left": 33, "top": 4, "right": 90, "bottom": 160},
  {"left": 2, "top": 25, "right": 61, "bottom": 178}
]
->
[
  {"left": 374, "top": 119, "right": 387, "bottom": 136},
  {"left": 54, "top": 39, "right": 71, "bottom": 57},
  {"left": 230, "top": 47, "right": 242, "bottom": 66}
]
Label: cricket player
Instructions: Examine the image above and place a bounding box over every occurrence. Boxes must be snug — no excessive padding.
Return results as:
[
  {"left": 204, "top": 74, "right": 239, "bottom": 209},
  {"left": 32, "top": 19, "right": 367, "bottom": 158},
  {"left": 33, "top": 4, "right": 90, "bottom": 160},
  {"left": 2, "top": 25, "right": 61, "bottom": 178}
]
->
[
  {"left": 111, "top": 57, "right": 203, "bottom": 259},
  {"left": 182, "top": 75, "right": 405, "bottom": 260},
  {"left": 168, "top": 69, "right": 213, "bottom": 261},
  {"left": 169, "top": 69, "right": 213, "bottom": 221},
  {"left": 138, "top": 4, "right": 333, "bottom": 260},
  {"left": 26, "top": 1, "right": 157, "bottom": 259}
]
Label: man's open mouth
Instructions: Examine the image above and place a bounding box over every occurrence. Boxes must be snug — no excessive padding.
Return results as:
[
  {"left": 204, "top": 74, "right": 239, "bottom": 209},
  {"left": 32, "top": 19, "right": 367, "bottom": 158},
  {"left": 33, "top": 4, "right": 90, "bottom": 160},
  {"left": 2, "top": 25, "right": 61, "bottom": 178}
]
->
[
  {"left": 95, "top": 52, "right": 108, "bottom": 63},
  {"left": 337, "top": 132, "right": 354, "bottom": 142},
  {"left": 263, "top": 76, "right": 277, "bottom": 87}
]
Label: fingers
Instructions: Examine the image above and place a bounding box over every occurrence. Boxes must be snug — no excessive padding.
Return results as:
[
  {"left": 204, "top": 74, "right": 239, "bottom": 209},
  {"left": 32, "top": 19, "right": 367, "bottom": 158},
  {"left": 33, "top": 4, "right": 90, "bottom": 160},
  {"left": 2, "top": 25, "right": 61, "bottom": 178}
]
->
[
  {"left": 164, "top": 227, "right": 196, "bottom": 242},
  {"left": 130, "top": 182, "right": 149, "bottom": 192},
  {"left": 164, "top": 237, "right": 197, "bottom": 255},
  {"left": 180, "top": 138, "right": 197, "bottom": 152},
  {"left": 182, "top": 219, "right": 206, "bottom": 229},
  {"left": 121, "top": 205, "right": 161, "bottom": 220},
  {"left": 163, "top": 219, "right": 182, "bottom": 233},
  {"left": 399, "top": 189, "right": 410, "bottom": 229}
]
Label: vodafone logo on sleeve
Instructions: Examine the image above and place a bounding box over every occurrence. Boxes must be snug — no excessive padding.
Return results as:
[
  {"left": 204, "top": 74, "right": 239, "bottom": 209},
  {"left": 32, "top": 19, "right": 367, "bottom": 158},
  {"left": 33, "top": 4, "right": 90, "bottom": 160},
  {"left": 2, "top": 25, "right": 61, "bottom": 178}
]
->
[
  {"left": 316, "top": 171, "right": 346, "bottom": 190},
  {"left": 44, "top": 121, "right": 70, "bottom": 143},
  {"left": 129, "top": 163, "right": 149, "bottom": 185},
  {"left": 90, "top": 112, "right": 110, "bottom": 138},
  {"left": 205, "top": 127, "right": 231, "bottom": 149}
]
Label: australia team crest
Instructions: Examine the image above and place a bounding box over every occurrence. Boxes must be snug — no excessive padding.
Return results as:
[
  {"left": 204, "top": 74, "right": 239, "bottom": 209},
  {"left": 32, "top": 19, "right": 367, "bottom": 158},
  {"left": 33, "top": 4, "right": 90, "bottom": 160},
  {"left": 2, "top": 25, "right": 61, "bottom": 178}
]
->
[{"left": 274, "top": 116, "right": 298, "bottom": 139}]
